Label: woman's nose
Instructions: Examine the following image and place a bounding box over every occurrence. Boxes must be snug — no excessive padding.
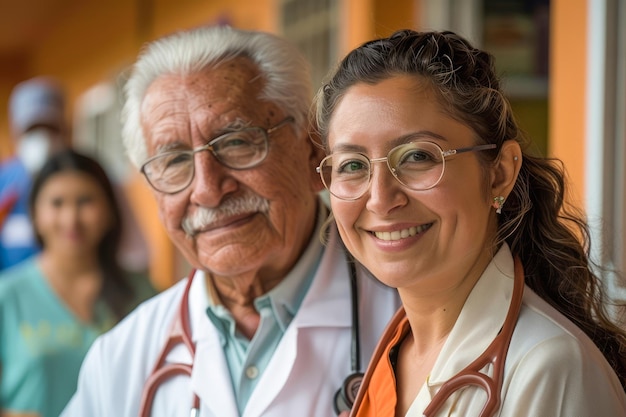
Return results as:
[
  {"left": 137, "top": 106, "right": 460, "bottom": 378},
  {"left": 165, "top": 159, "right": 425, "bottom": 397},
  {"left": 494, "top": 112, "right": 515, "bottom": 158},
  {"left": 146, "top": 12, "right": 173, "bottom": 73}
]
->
[
  {"left": 59, "top": 202, "right": 81, "bottom": 227},
  {"left": 365, "top": 162, "right": 408, "bottom": 214}
]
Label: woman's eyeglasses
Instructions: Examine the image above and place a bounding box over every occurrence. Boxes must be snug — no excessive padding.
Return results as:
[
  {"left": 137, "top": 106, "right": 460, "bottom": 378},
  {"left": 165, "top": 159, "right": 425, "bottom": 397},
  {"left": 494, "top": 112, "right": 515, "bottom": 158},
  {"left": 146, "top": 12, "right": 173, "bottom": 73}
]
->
[{"left": 317, "top": 141, "right": 496, "bottom": 200}]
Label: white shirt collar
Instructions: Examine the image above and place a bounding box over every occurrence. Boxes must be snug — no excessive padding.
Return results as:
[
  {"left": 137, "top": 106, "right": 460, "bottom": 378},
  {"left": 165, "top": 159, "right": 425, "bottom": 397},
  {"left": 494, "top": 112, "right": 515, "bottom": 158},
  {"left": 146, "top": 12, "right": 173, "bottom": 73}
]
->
[{"left": 429, "top": 243, "right": 516, "bottom": 385}]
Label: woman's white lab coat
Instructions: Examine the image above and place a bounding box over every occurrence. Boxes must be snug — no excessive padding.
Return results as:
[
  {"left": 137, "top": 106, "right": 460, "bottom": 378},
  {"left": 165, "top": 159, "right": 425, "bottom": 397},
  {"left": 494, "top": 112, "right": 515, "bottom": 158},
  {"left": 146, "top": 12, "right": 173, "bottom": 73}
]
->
[{"left": 61, "top": 228, "right": 400, "bottom": 417}]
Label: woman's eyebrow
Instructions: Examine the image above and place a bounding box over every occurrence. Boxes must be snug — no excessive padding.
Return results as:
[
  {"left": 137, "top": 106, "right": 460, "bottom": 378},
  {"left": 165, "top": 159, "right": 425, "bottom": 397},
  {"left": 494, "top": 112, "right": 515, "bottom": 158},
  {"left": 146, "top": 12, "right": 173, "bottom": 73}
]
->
[
  {"left": 393, "top": 130, "right": 448, "bottom": 145},
  {"left": 330, "top": 130, "right": 449, "bottom": 153}
]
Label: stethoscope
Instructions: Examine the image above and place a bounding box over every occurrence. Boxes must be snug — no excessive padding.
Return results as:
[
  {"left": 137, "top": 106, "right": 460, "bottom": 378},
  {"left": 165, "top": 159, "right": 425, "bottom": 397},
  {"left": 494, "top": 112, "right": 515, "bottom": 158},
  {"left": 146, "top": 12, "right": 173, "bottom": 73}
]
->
[
  {"left": 138, "top": 269, "right": 199, "bottom": 417},
  {"left": 138, "top": 254, "right": 363, "bottom": 417},
  {"left": 422, "top": 257, "right": 524, "bottom": 417},
  {"left": 350, "top": 257, "right": 525, "bottom": 417}
]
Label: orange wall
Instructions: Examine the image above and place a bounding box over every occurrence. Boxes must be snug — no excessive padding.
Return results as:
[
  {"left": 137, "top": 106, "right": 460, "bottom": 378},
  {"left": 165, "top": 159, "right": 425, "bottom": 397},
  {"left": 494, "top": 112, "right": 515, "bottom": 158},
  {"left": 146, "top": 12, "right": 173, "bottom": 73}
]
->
[
  {"left": 341, "top": 0, "right": 415, "bottom": 56},
  {"left": 341, "top": 0, "right": 375, "bottom": 54},
  {"left": 373, "top": 0, "right": 415, "bottom": 38},
  {"left": 549, "top": 0, "right": 587, "bottom": 208}
]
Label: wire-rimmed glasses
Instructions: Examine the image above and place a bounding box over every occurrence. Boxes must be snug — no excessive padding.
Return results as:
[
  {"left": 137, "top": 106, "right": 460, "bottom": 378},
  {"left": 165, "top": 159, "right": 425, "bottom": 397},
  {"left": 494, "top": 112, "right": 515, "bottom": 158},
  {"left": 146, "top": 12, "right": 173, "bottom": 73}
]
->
[
  {"left": 316, "top": 141, "right": 497, "bottom": 200},
  {"left": 141, "top": 117, "right": 294, "bottom": 194}
]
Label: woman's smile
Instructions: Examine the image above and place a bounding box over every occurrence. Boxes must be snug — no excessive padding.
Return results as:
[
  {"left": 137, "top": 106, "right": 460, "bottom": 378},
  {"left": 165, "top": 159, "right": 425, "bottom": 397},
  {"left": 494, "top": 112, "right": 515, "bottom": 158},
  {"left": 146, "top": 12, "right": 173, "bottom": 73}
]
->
[{"left": 370, "top": 223, "right": 432, "bottom": 241}]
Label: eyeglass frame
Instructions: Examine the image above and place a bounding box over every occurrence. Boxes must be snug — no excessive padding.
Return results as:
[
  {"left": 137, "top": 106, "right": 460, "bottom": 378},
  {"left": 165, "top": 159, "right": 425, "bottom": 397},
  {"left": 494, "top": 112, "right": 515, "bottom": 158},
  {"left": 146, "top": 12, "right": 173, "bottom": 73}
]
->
[
  {"left": 140, "top": 116, "right": 295, "bottom": 194},
  {"left": 316, "top": 141, "right": 497, "bottom": 200}
]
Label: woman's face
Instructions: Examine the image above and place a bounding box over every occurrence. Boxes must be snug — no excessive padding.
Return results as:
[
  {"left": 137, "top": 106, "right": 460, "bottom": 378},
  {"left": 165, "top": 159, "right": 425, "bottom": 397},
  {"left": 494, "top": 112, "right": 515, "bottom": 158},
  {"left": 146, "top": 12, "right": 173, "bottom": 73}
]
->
[
  {"left": 327, "top": 76, "right": 498, "bottom": 293},
  {"left": 33, "top": 171, "right": 113, "bottom": 256}
]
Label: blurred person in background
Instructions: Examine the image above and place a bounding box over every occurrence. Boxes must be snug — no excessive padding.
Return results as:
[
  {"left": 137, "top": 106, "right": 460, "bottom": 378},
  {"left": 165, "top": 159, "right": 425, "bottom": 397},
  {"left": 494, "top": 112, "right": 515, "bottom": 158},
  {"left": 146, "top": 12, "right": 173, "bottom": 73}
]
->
[
  {"left": 62, "top": 25, "right": 400, "bottom": 417},
  {"left": 0, "top": 149, "right": 156, "bottom": 417},
  {"left": 0, "top": 76, "right": 152, "bottom": 282},
  {"left": 0, "top": 77, "right": 67, "bottom": 271}
]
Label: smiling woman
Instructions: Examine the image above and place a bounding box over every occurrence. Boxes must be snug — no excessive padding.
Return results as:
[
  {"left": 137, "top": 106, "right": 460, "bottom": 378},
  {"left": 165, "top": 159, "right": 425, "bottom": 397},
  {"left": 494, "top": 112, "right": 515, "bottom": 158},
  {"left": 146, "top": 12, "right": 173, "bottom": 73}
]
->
[
  {"left": 0, "top": 149, "right": 155, "bottom": 417},
  {"left": 315, "top": 29, "right": 626, "bottom": 417}
]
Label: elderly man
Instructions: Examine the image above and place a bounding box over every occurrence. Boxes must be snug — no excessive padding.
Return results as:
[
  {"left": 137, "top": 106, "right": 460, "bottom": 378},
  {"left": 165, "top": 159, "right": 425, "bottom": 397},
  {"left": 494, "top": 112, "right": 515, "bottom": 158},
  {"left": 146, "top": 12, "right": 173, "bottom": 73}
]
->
[{"left": 62, "top": 25, "right": 399, "bottom": 417}]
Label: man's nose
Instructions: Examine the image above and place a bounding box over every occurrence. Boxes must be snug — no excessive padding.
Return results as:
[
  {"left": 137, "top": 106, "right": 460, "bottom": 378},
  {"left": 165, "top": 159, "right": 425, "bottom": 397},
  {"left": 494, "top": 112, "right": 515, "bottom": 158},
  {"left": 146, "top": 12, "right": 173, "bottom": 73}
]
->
[{"left": 189, "top": 150, "right": 238, "bottom": 206}]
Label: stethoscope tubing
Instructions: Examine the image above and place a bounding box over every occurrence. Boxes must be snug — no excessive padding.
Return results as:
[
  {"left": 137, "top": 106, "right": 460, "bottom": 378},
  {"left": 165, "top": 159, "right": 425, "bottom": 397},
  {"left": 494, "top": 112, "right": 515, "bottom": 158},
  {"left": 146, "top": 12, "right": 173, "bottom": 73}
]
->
[
  {"left": 422, "top": 256, "right": 524, "bottom": 417},
  {"left": 348, "top": 255, "right": 361, "bottom": 374},
  {"left": 139, "top": 271, "right": 201, "bottom": 417}
]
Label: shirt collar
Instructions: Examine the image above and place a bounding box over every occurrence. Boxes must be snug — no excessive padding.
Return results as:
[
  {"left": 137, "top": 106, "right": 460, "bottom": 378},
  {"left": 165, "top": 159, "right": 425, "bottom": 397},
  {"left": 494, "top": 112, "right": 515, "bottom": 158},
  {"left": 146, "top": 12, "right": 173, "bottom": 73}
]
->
[{"left": 428, "top": 243, "right": 516, "bottom": 385}]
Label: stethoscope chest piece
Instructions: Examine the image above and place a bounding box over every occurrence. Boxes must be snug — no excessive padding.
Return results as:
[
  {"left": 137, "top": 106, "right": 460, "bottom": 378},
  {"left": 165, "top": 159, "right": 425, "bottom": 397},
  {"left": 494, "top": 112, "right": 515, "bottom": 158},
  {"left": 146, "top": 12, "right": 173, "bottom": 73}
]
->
[{"left": 334, "top": 372, "right": 364, "bottom": 414}]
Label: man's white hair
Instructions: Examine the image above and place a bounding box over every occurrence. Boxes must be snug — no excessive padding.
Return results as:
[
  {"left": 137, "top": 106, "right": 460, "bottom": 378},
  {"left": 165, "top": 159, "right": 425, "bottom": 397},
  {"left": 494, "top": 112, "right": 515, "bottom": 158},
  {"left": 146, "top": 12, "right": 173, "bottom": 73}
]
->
[{"left": 122, "top": 25, "right": 312, "bottom": 168}]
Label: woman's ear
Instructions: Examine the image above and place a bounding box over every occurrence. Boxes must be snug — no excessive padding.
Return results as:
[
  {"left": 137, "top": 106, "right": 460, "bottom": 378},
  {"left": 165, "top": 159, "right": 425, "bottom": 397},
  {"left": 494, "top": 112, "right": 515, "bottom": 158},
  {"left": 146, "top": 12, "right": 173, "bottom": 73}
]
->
[{"left": 490, "top": 139, "right": 522, "bottom": 199}]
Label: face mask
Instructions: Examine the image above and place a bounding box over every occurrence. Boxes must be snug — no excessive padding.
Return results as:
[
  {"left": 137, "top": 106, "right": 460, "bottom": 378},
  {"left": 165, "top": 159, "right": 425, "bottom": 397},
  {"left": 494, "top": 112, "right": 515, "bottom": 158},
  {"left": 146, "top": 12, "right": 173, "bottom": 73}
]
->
[{"left": 16, "top": 128, "right": 56, "bottom": 174}]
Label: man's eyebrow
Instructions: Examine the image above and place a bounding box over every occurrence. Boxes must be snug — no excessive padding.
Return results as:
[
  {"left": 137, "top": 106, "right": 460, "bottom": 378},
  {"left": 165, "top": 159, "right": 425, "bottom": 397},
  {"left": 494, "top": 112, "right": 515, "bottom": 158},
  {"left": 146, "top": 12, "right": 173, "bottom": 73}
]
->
[
  {"left": 155, "top": 141, "right": 188, "bottom": 154},
  {"left": 219, "top": 118, "right": 251, "bottom": 133},
  {"left": 152, "top": 118, "right": 255, "bottom": 154}
]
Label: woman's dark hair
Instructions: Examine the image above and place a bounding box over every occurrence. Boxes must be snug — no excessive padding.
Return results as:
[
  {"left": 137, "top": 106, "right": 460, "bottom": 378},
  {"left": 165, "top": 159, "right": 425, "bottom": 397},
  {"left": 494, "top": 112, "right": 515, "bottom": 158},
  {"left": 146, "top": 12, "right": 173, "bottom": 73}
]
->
[
  {"left": 315, "top": 29, "right": 626, "bottom": 387},
  {"left": 29, "top": 149, "right": 135, "bottom": 320}
]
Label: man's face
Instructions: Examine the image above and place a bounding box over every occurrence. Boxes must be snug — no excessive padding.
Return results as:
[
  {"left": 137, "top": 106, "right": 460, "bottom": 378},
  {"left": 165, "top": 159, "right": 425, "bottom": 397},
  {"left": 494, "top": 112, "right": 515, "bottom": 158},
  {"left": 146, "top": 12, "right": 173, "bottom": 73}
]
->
[{"left": 140, "top": 58, "right": 322, "bottom": 280}]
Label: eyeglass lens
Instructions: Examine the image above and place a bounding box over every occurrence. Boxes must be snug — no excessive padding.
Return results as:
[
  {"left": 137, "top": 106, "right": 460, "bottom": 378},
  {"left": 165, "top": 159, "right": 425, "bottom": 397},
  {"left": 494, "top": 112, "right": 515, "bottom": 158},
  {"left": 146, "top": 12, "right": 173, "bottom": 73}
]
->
[
  {"left": 142, "top": 127, "right": 269, "bottom": 193},
  {"left": 318, "top": 141, "right": 446, "bottom": 200}
]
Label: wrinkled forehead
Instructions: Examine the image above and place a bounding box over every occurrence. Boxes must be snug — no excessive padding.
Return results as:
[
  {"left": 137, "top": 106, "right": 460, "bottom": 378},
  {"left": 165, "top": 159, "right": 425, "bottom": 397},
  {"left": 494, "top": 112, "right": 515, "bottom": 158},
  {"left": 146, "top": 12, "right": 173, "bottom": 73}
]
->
[{"left": 140, "top": 56, "right": 268, "bottom": 122}]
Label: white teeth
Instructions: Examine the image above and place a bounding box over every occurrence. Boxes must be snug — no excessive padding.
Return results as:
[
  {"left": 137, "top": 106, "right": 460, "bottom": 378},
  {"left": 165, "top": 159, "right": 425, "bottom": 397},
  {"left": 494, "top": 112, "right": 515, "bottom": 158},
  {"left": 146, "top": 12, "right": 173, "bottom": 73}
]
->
[{"left": 374, "top": 224, "right": 429, "bottom": 241}]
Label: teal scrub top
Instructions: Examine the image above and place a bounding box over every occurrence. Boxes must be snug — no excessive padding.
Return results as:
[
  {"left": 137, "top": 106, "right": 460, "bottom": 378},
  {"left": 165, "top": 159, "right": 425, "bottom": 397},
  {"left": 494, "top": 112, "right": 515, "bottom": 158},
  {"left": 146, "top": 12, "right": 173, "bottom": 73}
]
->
[{"left": 0, "top": 258, "right": 116, "bottom": 417}]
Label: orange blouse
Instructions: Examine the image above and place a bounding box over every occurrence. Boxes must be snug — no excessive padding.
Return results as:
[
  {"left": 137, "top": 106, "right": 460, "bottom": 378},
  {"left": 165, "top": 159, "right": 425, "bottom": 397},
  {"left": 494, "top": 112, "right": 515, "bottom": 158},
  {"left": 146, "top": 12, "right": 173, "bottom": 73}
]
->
[{"left": 352, "top": 309, "right": 410, "bottom": 417}]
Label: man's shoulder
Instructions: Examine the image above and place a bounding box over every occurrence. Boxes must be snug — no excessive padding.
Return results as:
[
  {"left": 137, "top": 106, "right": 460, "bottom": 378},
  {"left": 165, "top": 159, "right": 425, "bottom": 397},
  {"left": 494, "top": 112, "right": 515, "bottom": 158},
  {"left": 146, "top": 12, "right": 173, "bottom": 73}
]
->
[
  {"left": 61, "top": 280, "right": 190, "bottom": 417},
  {"left": 97, "top": 279, "right": 188, "bottom": 351}
]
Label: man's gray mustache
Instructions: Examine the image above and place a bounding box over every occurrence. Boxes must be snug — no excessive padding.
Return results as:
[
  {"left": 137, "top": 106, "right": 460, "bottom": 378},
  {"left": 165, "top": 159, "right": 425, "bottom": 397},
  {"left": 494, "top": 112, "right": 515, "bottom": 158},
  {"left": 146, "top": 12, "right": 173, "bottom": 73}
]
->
[{"left": 182, "top": 193, "right": 270, "bottom": 236}]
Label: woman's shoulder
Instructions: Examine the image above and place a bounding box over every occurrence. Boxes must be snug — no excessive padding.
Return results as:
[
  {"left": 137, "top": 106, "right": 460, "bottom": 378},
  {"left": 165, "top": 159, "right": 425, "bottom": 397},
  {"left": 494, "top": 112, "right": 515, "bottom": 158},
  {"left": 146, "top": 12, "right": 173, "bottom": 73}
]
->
[
  {"left": 510, "top": 287, "right": 618, "bottom": 374},
  {"left": 518, "top": 286, "right": 597, "bottom": 344},
  {"left": 0, "top": 257, "right": 40, "bottom": 296},
  {"left": 501, "top": 290, "right": 626, "bottom": 412}
]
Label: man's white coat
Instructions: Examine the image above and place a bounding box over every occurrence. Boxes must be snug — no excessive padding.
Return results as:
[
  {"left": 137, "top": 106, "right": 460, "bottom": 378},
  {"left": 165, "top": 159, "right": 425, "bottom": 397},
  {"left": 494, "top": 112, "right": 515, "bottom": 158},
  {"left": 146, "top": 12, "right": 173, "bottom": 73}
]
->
[{"left": 62, "top": 228, "right": 400, "bottom": 417}]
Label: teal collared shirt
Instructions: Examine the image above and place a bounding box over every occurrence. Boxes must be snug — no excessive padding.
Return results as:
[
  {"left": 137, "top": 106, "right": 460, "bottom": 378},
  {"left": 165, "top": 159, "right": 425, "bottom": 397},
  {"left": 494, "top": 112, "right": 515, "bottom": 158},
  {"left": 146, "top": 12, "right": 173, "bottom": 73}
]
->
[{"left": 205, "top": 202, "right": 327, "bottom": 413}]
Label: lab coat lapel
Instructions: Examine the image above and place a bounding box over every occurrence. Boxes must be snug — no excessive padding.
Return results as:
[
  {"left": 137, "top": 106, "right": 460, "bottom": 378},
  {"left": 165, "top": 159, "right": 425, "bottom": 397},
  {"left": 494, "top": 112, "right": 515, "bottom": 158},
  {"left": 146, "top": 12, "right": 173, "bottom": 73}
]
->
[
  {"left": 429, "top": 245, "right": 515, "bottom": 385},
  {"left": 192, "top": 340, "right": 239, "bottom": 417},
  {"left": 187, "top": 270, "right": 240, "bottom": 417},
  {"left": 243, "top": 229, "right": 352, "bottom": 416}
]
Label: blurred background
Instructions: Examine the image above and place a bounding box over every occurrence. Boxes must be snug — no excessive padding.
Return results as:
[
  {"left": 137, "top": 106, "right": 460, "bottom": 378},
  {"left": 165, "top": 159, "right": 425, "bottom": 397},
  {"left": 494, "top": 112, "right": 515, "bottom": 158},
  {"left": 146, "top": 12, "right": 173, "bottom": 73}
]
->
[{"left": 0, "top": 0, "right": 624, "bottom": 299}]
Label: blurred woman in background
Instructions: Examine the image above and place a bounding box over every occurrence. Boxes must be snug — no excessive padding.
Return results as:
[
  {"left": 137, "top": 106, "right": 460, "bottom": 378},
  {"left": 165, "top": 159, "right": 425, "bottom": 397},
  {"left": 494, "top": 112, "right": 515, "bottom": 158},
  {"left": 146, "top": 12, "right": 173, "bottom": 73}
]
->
[{"left": 0, "top": 149, "right": 155, "bottom": 417}]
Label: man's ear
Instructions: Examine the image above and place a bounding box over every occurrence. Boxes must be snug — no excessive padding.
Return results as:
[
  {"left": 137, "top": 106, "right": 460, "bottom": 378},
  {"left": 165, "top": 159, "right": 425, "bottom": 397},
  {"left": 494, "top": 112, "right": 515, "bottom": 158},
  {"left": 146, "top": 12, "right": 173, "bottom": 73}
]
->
[
  {"left": 490, "top": 139, "right": 522, "bottom": 199},
  {"left": 307, "top": 129, "right": 327, "bottom": 193}
]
